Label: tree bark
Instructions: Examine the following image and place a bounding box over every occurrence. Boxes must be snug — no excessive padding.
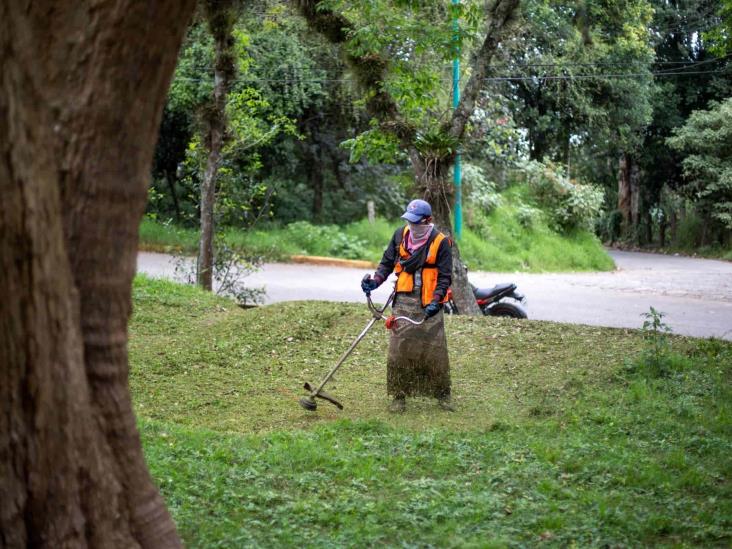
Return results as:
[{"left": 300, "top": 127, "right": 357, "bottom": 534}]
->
[
  {"left": 197, "top": 2, "right": 237, "bottom": 291},
  {"left": 165, "top": 171, "right": 182, "bottom": 222},
  {"left": 446, "top": 0, "right": 521, "bottom": 140},
  {"left": 659, "top": 218, "right": 666, "bottom": 247},
  {"left": 630, "top": 162, "right": 641, "bottom": 240},
  {"left": 617, "top": 152, "right": 633, "bottom": 238},
  {"left": 309, "top": 120, "right": 324, "bottom": 219},
  {"left": 1, "top": 1, "right": 195, "bottom": 547},
  {"left": 413, "top": 155, "right": 482, "bottom": 315}
]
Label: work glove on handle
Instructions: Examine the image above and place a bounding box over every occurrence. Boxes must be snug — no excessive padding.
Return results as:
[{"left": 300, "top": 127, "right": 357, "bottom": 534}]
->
[
  {"left": 424, "top": 301, "right": 442, "bottom": 318},
  {"left": 361, "top": 273, "right": 380, "bottom": 295}
]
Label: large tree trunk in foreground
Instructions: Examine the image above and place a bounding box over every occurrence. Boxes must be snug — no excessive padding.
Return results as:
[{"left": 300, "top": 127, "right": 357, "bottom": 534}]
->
[
  {"left": 413, "top": 154, "right": 482, "bottom": 316},
  {"left": 0, "top": 1, "right": 195, "bottom": 546}
]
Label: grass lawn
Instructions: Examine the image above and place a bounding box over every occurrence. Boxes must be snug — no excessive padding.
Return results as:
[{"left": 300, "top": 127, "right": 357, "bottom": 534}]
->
[{"left": 131, "top": 276, "right": 731, "bottom": 547}]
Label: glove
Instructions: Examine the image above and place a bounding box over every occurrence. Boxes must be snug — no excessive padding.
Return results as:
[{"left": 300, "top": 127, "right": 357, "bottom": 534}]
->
[
  {"left": 424, "top": 301, "right": 442, "bottom": 318},
  {"left": 361, "top": 274, "right": 379, "bottom": 295}
]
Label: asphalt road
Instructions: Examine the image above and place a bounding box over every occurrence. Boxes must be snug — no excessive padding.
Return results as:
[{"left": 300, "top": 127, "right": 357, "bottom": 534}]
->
[{"left": 137, "top": 250, "right": 732, "bottom": 340}]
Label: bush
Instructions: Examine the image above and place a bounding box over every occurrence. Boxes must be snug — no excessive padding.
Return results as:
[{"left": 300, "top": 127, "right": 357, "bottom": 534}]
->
[
  {"left": 522, "top": 160, "right": 604, "bottom": 232},
  {"left": 515, "top": 205, "right": 542, "bottom": 228},
  {"left": 284, "top": 221, "right": 369, "bottom": 259},
  {"left": 462, "top": 162, "right": 502, "bottom": 214}
]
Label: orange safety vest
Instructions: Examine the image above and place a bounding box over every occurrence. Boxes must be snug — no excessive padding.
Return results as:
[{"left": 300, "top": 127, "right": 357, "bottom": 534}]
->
[{"left": 394, "top": 226, "right": 449, "bottom": 306}]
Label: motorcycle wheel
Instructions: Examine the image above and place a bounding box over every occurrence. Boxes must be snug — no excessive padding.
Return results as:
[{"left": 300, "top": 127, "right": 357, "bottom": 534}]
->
[{"left": 485, "top": 302, "right": 527, "bottom": 319}]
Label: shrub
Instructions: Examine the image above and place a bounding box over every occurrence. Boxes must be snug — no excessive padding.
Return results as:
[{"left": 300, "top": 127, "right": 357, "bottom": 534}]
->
[
  {"left": 515, "top": 205, "right": 542, "bottom": 228},
  {"left": 462, "top": 162, "right": 502, "bottom": 214},
  {"left": 284, "top": 220, "right": 368, "bottom": 259},
  {"left": 522, "top": 160, "right": 604, "bottom": 232}
]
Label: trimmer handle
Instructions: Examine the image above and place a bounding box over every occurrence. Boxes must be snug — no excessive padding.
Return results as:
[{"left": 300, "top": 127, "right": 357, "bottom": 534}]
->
[{"left": 385, "top": 314, "right": 425, "bottom": 329}]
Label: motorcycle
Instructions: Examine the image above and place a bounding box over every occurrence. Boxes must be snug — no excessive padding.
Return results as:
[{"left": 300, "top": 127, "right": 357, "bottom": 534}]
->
[{"left": 444, "top": 282, "right": 527, "bottom": 318}]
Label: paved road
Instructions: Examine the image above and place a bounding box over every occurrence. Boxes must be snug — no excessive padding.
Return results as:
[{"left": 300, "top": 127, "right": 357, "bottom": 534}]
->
[{"left": 137, "top": 250, "right": 732, "bottom": 340}]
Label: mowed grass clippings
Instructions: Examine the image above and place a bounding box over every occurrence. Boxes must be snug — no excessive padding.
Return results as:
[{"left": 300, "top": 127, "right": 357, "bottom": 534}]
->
[
  {"left": 130, "top": 276, "right": 732, "bottom": 547},
  {"left": 129, "top": 276, "right": 642, "bottom": 433}
]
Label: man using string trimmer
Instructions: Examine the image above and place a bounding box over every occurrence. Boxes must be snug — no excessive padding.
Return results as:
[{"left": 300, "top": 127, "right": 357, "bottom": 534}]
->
[{"left": 361, "top": 199, "right": 454, "bottom": 413}]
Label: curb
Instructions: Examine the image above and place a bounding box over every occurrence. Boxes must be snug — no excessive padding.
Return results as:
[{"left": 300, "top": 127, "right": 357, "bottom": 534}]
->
[
  {"left": 137, "top": 245, "right": 378, "bottom": 269},
  {"left": 289, "top": 255, "right": 377, "bottom": 269}
]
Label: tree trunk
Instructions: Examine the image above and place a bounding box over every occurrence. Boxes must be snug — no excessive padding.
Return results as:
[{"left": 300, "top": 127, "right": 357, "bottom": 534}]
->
[
  {"left": 630, "top": 162, "right": 641, "bottom": 243},
  {"left": 197, "top": 68, "right": 227, "bottom": 291},
  {"left": 310, "top": 127, "right": 324, "bottom": 220},
  {"left": 659, "top": 217, "right": 666, "bottom": 247},
  {"left": 412, "top": 154, "right": 481, "bottom": 316},
  {"left": 617, "top": 153, "right": 632, "bottom": 237},
  {"left": 1, "top": 1, "right": 195, "bottom": 546},
  {"left": 643, "top": 210, "right": 652, "bottom": 246},
  {"left": 197, "top": 125, "right": 219, "bottom": 290},
  {"left": 165, "top": 171, "right": 182, "bottom": 222},
  {"left": 311, "top": 159, "right": 324, "bottom": 220},
  {"left": 197, "top": 0, "right": 237, "bottom": 291}
]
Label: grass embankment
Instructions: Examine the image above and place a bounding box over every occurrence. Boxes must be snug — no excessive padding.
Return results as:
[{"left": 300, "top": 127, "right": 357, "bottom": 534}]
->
[
  {"left": 140, "top": 187, "right": 615, "bottom": 272},
  {"left": 131, "top": 276, "right": 731, "bottom": 547}
]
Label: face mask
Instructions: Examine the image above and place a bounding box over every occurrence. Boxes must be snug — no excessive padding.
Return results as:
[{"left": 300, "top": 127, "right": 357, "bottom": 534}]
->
[{"left": 408, "top": 221, "right": 431, "bottom": 240}]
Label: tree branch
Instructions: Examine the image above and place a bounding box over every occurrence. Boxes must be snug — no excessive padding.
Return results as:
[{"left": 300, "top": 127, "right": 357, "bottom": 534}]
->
[
  {"left": 447, "top": 0, "right": 521, "bottom": 140},
  {"left": 295, "top": 0, "right": 417, "bottom": 147}
]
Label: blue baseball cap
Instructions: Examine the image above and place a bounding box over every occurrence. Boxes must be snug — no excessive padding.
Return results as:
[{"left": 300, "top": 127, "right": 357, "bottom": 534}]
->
[{"left": 401, "top": 199, "right": 432, "bottom": 223}]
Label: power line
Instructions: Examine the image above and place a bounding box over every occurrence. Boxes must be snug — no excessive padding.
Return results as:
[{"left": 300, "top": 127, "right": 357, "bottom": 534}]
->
[
  {"left": 175, "top": 52, "right": 730, "bottom": 81},
  {"left": 482, "top": 68, "right": 728, "bottom": 82},
  {"left": 172, "top": 66, "right": 727, "bottom": 85}
]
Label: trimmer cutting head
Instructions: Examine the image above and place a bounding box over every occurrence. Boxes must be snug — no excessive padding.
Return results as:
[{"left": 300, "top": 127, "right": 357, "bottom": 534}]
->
[
  {"left": 299, "top": 382, "right": 344, "bottom": 411},
  {"left": 299, "top": 396, "right": 317, "bottom": 411},
  {"left": 297, "top": 291, "right": 396, "bottom": 412}
]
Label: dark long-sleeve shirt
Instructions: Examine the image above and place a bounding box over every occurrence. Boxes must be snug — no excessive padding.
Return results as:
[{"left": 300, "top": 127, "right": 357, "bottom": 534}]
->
[{"left": 375, "top": 226, "right": 452, "bottom": 303}]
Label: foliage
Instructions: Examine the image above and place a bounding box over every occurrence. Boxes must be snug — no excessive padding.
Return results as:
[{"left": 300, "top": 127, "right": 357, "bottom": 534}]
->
[
  {"left": 283, "top": 221, "right": 369, "bottom": 259},
  {"left": 130, "top": 277, "right": 732, "bottom": 547},
  {"left": 515, "top": 204, "right": 542, "bottom": 228},
  {"left": 147, "top": 0, "right": 731, "bottom": 262},
  {"left": 596, "top": 209, "right": 624, "bottom": 243},
  {"left": 154, "top": 17, "right": 298, "bottom": 229},
  {"left": 636, "top": 306, "right": 675, "bottom": 377},
  {"left": 462, "top": 162, "right": 502, "bottom": 213},
  {"left": 141, "top": 181, "right": 615, "bottom": 272},
  {"left": 503, "top": 0, "right": 655, "bottom": 162},
  {"left": 461, "top": 186, "right": 613, "bottom": 272},
  {"left": 341, "top": 125, "right": 404, "bottom": 165},
  {"left": 464, "top": 96, "right": 524, "bottom": 167},
  {"left": 667, "top": 98, "right": 732, "bottom": 231},
  {"left": 522, "top": 160, "right": 605, "bottom": 232},
  {"left": 704, "top": 0, "right": 732, "bottom": 56},
  {"left": 625, "top": 0, "right": 732, "bottom": 246},
  {"left": 174, "top": 237, "right": 265, "bottom": 306}
]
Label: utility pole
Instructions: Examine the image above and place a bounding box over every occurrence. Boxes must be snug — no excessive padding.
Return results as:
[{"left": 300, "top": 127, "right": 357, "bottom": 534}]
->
[{"left": 452, "top": 0, "right": 463, "bottom": 239}]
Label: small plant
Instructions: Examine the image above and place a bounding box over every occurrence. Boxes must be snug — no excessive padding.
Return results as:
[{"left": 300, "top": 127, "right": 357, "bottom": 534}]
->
[
  {"left": 635, "top": 307, "right": 675, "bottom": 377},
  {"left": 174, "top": 237, "right": 265, "bottom": 306}
]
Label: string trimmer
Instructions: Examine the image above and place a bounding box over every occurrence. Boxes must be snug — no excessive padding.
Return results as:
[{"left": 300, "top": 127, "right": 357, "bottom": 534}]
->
[{"left": 299, "top": 290, "right": 424, "bottom": 412}]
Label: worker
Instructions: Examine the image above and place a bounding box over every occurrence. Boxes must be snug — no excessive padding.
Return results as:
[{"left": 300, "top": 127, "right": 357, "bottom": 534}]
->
[{"left": 361, "top": 199, "right": 454, "bottom": 412}]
